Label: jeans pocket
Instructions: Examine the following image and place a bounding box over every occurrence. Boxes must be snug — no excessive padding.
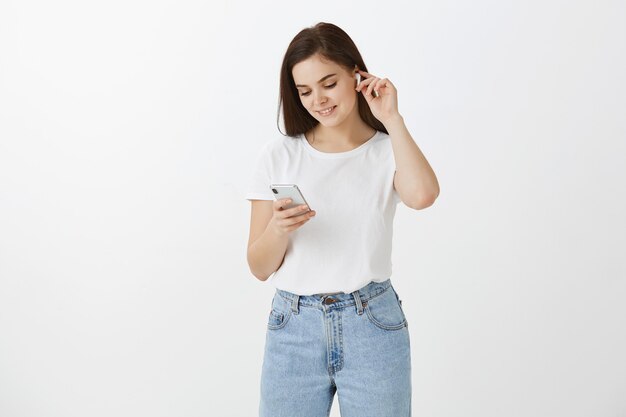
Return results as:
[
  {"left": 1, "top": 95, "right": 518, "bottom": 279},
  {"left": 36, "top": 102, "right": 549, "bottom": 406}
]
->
[
  {"left": 364, "top": 287, "right": 407, "bottom": 331},
  {"left": 395, "top": 289, "right": 409, "bottom": 328},
  {"left": 267, "top": 295, "right": 292, "bottom": 330}
]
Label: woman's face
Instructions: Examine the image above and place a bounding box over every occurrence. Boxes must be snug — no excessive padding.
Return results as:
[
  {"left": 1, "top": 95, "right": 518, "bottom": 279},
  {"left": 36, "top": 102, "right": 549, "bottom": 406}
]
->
[{"left": 292, "top": 54, "right": 358, "bottom": 127}]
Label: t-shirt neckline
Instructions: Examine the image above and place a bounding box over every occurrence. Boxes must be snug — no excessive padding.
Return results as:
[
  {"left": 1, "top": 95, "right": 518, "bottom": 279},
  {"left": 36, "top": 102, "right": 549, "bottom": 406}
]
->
[{"left": 300, "top": 130, "right": 382, "bottom": 158}]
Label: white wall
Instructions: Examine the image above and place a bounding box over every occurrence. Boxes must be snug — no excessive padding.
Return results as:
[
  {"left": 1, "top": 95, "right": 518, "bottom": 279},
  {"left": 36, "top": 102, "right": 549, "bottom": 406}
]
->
[{"left": 1, "top": 1, "right": 624, "bottom": 416}]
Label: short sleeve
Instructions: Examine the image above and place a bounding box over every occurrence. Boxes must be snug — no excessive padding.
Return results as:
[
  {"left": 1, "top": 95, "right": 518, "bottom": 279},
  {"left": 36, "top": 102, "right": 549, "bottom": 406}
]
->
[
  {"left": 244, "top": 142, "right": 275, "bottom": 201},
  {"left": 392, "top": 182, "right": 402, "bottom": 205},
  {"left": 389, "top": 151, "right": 402, "bottom": 205}
]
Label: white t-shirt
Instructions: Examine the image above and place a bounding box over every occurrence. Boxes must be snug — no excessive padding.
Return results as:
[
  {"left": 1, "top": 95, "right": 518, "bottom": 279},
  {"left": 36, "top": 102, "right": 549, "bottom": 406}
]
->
[{"left": 245, "top": 130, "right": 401, "bottom": 296}]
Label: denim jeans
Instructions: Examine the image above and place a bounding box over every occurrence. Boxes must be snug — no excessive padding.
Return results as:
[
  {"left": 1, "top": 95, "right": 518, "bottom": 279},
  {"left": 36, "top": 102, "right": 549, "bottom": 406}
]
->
[{"left": 259, "top": 278, "right": 412, "bottom": 417}]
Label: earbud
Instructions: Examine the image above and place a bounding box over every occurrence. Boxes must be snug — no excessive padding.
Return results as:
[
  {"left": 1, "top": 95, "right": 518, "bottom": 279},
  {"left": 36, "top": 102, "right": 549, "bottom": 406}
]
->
[{"left": 355, "top": 72, "right": 379, "bottom": 97}]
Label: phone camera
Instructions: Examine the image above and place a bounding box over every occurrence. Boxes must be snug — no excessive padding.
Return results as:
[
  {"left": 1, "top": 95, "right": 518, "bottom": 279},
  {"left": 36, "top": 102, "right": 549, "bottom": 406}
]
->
[{"left": 271, "top": 188, "right": 278, "bottom": 194}]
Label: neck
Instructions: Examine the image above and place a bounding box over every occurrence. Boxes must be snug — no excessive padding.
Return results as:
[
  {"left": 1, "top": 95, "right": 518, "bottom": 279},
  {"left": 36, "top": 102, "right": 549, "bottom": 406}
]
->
[{"left": 308, "top": 113, "right": 376, "bottom": 146}]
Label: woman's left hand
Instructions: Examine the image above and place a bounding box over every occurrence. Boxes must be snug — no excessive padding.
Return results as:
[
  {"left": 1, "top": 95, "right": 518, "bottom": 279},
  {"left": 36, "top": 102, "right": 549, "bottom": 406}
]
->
[{"left": 355, "top": 69, "right": 401, "bottom": 125}]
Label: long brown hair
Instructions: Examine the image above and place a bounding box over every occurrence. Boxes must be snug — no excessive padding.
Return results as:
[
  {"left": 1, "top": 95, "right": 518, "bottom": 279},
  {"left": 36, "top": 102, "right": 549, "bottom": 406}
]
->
[{"left": 277, "top": 22, "right": 388, "bottom": 137}]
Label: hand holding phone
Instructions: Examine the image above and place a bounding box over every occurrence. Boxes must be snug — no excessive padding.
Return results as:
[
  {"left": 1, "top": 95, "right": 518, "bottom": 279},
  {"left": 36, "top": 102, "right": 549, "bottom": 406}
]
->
[{"left": 269, "top": 184, "right": 316, "bottom": 236}]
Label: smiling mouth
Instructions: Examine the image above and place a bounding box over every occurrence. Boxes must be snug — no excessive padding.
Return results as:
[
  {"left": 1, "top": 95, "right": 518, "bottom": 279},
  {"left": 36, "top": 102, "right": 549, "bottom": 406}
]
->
[{"left": 317, "top": 105, "right": 336, "bottom": 116}]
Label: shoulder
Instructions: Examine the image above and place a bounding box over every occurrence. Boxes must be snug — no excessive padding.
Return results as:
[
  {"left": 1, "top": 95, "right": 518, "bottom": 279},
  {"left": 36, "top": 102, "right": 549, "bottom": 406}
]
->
[
  {"left": 375, "top": 130, "right": 391, "bottom": 143},
  {"left": 369, "top": 131, "right": 393, "bottom": 154},
  {"left": 260, "top": 133, "right": 303, "bottom": 157}
]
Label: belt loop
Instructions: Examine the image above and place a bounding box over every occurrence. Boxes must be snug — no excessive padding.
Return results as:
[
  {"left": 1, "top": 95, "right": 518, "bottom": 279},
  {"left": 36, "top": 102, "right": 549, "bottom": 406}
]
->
[
  {"left": 352, "top": 290, "right": 364, "bottom": 315},
  {"left": 291, "top": 295, "right": 300, "bottom": 315}
]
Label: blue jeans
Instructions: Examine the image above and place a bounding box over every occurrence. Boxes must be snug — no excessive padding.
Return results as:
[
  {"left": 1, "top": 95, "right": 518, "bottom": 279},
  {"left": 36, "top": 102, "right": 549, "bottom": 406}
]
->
[{"left": 259, "top": 278, "right": 412, "bottom": 417}]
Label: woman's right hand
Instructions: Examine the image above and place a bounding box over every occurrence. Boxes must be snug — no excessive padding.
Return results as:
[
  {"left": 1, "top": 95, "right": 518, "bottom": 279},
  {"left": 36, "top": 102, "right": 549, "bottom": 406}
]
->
[{"left": 269, "top": 198, "right": 316, "bottom": 237}]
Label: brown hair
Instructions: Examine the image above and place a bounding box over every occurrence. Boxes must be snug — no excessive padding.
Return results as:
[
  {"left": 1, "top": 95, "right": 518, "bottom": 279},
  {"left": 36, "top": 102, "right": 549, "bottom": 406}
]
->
[{"left": 276, "top": 22, "right": 388, "bottom": 137}]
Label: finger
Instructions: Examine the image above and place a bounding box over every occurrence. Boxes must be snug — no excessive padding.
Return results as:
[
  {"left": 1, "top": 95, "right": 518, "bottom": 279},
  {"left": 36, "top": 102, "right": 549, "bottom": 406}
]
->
[
  {"left": 288, "top": 210, "right": 315, "bottom": 224},
  {"left": 359, "top": 73, "right": 377, "bottom": 84},
  {"left": 381, "top": 78, "right": 393, "bottom": 88},
  {"left": 359, "top": 70, "right": 381, "bottom": 96},
  {"left": 286, "top": 216, "right": 312, "bottom": 231},
  {"left": 366, "top": 77, "right": 378, "bottom": 95},
  {"left": 274, "top": 198, "right": 292, "bottom": 210},
  {"left": 373, "top": 78, "right": 387, "bottom": 96},
  {"left": 282, "top": 204, "right": 310, "bottom": 218},
  {"left": 274, "top": 198, "right": 290, "bottom": 209},
  {"left": 379, "top": 78, "right": 395, "bottom": 93},
  {"left": 366, "top": 77, "right": 380, "bottom": 96},
  {"left": 356, "top": 75, "right": 376, "bottom": 93}
]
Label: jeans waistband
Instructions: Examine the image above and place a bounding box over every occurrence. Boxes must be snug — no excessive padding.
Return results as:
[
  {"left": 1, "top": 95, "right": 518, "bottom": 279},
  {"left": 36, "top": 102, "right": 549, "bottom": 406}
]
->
[{"left": 275, "top": 278, "right": 393, "bottom": 310}]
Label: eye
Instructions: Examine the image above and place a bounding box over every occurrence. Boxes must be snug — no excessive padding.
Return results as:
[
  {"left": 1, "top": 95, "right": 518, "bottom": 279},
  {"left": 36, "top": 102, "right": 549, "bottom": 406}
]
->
[{"left": 300, "top": 82, "right": 337, "bottom": 97}]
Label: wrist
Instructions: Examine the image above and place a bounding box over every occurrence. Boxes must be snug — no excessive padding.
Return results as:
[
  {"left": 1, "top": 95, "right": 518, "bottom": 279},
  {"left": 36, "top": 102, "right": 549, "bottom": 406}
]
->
[
  {"left": 268, "top": 219, "right": 288, "bottom": 239},
  {"left": 383, "top": 113, "right": 404, "bottom": 127}
]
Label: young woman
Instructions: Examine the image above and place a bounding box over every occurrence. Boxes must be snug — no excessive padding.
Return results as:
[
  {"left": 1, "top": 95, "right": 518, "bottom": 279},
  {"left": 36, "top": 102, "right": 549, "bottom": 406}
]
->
[{"left": 246, "top": 22, "right": 439, "bottom": 417}]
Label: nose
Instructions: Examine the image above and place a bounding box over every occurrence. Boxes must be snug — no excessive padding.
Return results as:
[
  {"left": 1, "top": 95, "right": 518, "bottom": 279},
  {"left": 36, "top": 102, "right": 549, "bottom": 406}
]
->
[{"left": 313, "top": 90, "right": 327, "bottom": 107}]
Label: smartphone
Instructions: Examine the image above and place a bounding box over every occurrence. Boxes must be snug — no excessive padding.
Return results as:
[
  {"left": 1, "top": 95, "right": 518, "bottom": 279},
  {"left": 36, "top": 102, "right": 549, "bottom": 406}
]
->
[{"left": 269, "top": 184, "right": 311, "bottom": 211}]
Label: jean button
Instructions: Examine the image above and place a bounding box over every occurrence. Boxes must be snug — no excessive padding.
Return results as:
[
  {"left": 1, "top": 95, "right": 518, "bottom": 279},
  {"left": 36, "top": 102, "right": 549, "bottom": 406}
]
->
[{"left": 323, "top": 297, "right": 336, "bottom": 304}]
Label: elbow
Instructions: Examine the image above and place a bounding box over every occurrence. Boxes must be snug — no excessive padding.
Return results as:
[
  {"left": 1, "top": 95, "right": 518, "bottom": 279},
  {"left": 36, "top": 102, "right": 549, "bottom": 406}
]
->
[
  {"left": 254, "top": 272, "right": 270, "bottom": 282},
  {"left": 247, "top": 252, "right": 268, "bottom": 281},
  {"left": 248, "top": 264, "right": 270, "bottom": 281},
  {"left": 246, "top": 243, "right": 285, "bottom": 281},
  {"left": 247, "top": 262, "right": 269, "bottom": 282},
  {"left": 407, "top": 191, "right": 439, "bottom": 210}
]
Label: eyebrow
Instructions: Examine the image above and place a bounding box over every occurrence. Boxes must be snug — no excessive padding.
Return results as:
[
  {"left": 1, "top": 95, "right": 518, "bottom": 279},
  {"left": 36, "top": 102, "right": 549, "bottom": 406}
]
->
[{"left": 295, "top": 73, "right": 337, "bottom": 88}]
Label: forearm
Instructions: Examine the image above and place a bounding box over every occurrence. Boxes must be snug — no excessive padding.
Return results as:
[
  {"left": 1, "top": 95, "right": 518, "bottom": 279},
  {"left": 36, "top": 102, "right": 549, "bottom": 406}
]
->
[
  {"left": 385, "top": 114, "right": 440, "bottom": 205},
  {"left": 247, "top": 223, "right": 289, "bottom": 281}
]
